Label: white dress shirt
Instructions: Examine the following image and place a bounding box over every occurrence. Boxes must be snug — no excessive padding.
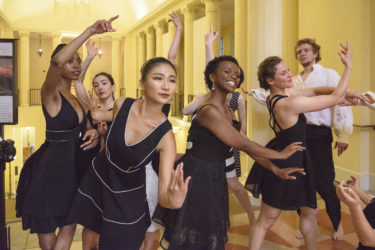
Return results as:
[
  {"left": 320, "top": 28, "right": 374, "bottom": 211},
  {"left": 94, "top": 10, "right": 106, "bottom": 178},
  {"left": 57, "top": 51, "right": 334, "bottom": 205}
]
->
[{"left": 249, "top": 64, "right": 353, "bottom": 143}]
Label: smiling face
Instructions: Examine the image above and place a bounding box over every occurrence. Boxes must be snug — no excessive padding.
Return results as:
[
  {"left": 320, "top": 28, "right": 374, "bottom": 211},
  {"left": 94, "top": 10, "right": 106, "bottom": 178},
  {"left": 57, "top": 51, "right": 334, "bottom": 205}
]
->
[
  {"left": 93, "top": 74, "right": 115, "bottom": 101},
  {"left": 268, "top": 61, "right": 293, "bottom": 89},
  {"left": 296, "top": 43, "right": 318, "bottom": 67},
  {"left": 210, "top": 61, "right": 241, "bottom": 93},
  {"left": 61, "top": 53, "right": 82, "bottom": 80},
  {"left": 140, "top": 63, "right": 177, "bottom": 104}
]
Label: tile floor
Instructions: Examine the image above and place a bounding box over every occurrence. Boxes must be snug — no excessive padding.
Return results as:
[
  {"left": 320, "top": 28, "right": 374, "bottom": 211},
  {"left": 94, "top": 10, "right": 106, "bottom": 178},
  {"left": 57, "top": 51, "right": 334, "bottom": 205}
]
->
[{"left": 5, "top": 194, "right": 359, "bottom": 250}]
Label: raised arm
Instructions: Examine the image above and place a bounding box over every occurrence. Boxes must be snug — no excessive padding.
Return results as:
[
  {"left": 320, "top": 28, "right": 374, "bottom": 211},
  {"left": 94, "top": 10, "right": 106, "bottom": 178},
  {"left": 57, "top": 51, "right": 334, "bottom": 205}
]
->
[
  {"left": 285, "top": 42, "right": 352, "bottom": 115},
  {"left": 205, "top": 24, "right": 220, "bottom": 65},
  {"left": 42, "top": 16, "right": 118, "bottom": 96},
  {"left": 167, "top": 12, "right": 182, "bottom": 65},
  {"left": 157, "top": 131, "right": 190, "bottom": 208},
  {"left": 74, "top": 40, "right": 98, "bottom": 109},
  {"left": 197, "top": 105, "right": 304, "bottom": 160}
]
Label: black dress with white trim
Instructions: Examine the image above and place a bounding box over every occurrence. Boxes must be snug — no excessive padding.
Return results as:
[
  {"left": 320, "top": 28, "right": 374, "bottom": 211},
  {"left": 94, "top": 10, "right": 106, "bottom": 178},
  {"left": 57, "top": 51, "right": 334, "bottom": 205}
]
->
[{"left": 70, "top": 98, "right": 172, "bottom": 250}]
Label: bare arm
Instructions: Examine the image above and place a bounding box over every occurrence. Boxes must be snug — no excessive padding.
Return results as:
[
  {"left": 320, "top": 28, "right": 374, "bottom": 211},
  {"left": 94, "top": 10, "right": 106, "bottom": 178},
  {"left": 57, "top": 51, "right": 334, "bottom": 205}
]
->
[
  {"left": 74, "top": 40, "right": 98, "bottom": 109},
  {"left": 284, "top": 42, "right": 352, "bottom": 115},
  {"left": 205, "top": 24, "right": 220, "bottom": 65},
  {"left": 197, "top": 105, "right": 304, "bottom": 160},
  {"left": 157, "top": 131, "right": 190, "bottom": 209},
  {"left": 337, "top": 182, "right": 375, "bottom": 246},
  {"left": 167, "top": 12, "right": 182, "bottom": 65},
  {"left": 182, "top": 93, "right": 207, "bottom": 115},
  {"left": 237, "top": 94, "right": 247, "bottom": 134}
]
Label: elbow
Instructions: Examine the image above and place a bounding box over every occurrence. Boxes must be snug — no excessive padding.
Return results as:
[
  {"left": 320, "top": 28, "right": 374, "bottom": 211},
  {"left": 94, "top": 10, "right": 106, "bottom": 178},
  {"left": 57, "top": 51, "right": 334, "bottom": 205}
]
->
[
  {"left": 360, "top": 238, "right": 375, "bottom": 247},
  {"left": 51, "top": 58, "right": 65, "bottom": 69}
]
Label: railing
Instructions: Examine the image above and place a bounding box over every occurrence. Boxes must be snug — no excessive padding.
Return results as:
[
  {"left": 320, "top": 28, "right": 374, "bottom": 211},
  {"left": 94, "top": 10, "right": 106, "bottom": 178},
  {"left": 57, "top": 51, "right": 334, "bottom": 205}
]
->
[
  {"left": 30, "top": 89, "right": 41, "bottom": 106},
  {"left": 353, "top": 124, "right": 375, "bottom": 130},
  {"left": 136, "top": 88, "right": 144, "bottom": 98},
  {"left": 171, "top": 92, "right": 184, "bottom": 117},
  {"left": 186, "top": 94, "right": 196, "bottom": 121}
]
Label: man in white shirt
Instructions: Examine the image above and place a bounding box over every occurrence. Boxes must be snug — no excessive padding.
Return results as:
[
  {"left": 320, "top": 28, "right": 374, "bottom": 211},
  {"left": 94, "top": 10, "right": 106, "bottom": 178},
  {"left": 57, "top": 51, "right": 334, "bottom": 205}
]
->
[{"left": 245, "top": 38, "right": 351, "bottom": 240}]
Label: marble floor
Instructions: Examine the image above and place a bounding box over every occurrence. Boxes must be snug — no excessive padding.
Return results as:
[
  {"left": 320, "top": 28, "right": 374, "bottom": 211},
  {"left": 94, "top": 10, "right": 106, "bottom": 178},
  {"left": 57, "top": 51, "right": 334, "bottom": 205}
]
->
[{"left": 5, "top": 193, "right": 359, "bottom": 250}]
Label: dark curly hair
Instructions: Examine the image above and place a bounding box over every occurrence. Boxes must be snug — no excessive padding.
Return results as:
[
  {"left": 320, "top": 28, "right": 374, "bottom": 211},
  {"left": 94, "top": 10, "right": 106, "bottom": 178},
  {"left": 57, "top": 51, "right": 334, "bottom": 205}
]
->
[
  {"left": 257, "top": 56, "right": 282, "bottom": 90},
  {"left": 204, "top": 56, "right": 244, "bottom": 90},
  {"left": 295, "top": 38, "right": 321, "bottom": 63},
  {"left": 50, "top": 43, "right": 67, "bottom": 63},
  {"left": 93, "top": 72, "right": 115, "bottom": 86},
  {"left": 140, "top": 57, "right": 177, "bottom": 81}
]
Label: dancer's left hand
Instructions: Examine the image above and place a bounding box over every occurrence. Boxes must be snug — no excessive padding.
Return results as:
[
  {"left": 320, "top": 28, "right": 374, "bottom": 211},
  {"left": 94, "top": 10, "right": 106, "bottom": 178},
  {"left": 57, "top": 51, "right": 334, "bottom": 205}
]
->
[
  {"left": 334, "top": 141, "right": 348, "bottom": 156},
  {"left": 81, "top": 129, "right": 99, "bottom": 150},
  {"left": 336, "top": 181, "right": 360, "bottom": 208},
  {"left": 167, "top": 163, "right": 191, "bottom": 209}
]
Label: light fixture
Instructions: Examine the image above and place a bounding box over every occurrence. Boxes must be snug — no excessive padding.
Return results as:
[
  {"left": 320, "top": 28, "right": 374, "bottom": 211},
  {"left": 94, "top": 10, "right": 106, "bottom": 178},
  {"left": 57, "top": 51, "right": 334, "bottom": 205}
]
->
[
  {"left": 37, "top": 34, "right": 43, "bottom": 57},
  {"left": 98, "top": 37, "right": 103, "bottom": 59}
]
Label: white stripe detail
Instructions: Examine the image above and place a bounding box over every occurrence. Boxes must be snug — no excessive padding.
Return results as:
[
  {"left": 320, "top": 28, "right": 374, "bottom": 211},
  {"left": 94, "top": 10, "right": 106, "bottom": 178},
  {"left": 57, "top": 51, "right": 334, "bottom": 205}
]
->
[
  {"left": 78, "top": 188, "right": 146, "bottom": 225},
  {"left": 225, "top": 156, "right": 235, "bottom": 166},
  {"left": 92, "top": 159, "right": 145, "bottom": 193},
  {"left": 186, "top": 141, "right": 193, "bottom": 149}
]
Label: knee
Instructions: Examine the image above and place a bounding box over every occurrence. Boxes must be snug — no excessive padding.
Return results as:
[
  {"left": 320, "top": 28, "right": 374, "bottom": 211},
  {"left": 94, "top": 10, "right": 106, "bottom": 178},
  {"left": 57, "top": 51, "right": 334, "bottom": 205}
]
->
[
  {"left": 39, "top": 240, "right": 56, "bottom": 250},
  {"left": 301, "top": 208, "right": 318, "bottom": 220}
]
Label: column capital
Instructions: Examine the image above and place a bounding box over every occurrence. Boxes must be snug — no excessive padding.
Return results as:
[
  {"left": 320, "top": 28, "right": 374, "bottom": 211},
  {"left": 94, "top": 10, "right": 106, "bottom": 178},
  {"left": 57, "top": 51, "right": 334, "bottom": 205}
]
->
[
  {"left": 201, "top": 0, "right": 222, "bottom": 12},
  {"left": 182, "top": 4, "right": 198, "bottom": 16},
  {"left": 111, "top": 35, "right": 122, "bottom": 42},
  {"left": 154, "top": 20, "right": 167, "bottom": 34},
  {"left": 146, "top": 27, "right": 155, "bottom": 36},
  {"left": 136, "top": 32, "right": 145, "bottom": 40},
  {"left": 17, "top": 31, "right": 29, "bottom": 38}
]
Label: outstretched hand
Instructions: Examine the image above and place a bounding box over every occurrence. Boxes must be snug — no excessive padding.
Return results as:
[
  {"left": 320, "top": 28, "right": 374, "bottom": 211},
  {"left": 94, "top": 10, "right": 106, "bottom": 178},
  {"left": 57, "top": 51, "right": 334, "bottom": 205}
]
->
[
  {"left": 89, "top": 15, "right": 119, "bottom": 35},
  {"left": 205, "top": 24, "right": 220, "bottom": 46},
  {"left": 280, "top": 142, "right": 305, "bottom": 159},
  {"left": 85, "top": 40, "right": 99, "bottom": 58},
  {"left": 241, "top": 86, "right": 251, "bottom": 95},
  {"left": 338, "top": 41, "right": 351, "bottom": 67},
  {"left": 167, "top": 163, "right": 191, "bottom": 209},
  {"left": 169, "top": 11, "right": 182, "bottom": 29},
  {"left": 336, "top": 180, "right": 361, "bottom": 208},
  {"left": 273, "top": 167, "right": 306, "bottom": 180}
]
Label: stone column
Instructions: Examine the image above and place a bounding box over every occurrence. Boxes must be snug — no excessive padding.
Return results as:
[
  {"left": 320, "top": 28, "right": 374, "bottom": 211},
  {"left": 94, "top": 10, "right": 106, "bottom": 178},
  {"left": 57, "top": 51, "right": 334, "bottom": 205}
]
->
[
  {"left": 202, "top": 0, "right": 222, "bottom": 56},
  {"left": 112, "top": 36, "right": 121, "bottom": 99},
  {"left": 19, "top": 31, "right": 30, "bottom": 107},
  {"left": 146, "top": 27, "right": 156, "bottom": 60},
  {"left": 137, "top": 32, "right": 146, "bottom": 96},
  {"left": 154, "top": 21, "right": 167, "bottom": 57}
]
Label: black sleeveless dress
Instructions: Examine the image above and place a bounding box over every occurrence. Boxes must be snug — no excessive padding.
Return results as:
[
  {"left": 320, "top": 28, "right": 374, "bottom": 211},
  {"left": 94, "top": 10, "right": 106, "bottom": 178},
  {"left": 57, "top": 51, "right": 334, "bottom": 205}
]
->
[
  {"left": 16, "top": 92, "right": 87, "bottom": 233},
  {"left": 245, "top": 95, "right": 316, "bottom": 210},
  {"left": 358, "top": 198, "right": 375, "bottom": 249},
  {"left": 154, "top": 104, "right": 239, "bottom": 250},
  {"left": 69, "top": 98, "right": 172, "bottom": 249}
]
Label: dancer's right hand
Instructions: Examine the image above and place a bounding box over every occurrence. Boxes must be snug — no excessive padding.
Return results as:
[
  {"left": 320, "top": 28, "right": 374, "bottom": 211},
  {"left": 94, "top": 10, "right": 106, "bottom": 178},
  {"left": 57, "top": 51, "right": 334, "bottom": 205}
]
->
[
  {"left": 338, "top": 41, "right": 351, "bottom": 67},
  {"left": 89, "top": 15, "right": 119, "bottom": 35},
  {"left": 280, "top": 142, "right": 305, "bottom": 159},
  {"left": 336, "top": 181, "right": 361, "bottom": 208},
  {"left": 273, "top": 167, "right": 306, "bottom": 180},
  {"left": 167, "top": 163, "right": 191, "bottom": 209},
  {"left": 205, "top": 24, "right": 220, "bottom": 46}
]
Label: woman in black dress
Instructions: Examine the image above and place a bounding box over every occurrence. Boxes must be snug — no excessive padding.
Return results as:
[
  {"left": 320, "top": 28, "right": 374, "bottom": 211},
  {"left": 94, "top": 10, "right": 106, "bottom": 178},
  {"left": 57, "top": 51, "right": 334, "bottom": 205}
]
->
[
  {"left": 15, "top": 16, "right": 118, "bottom": 250},
  {"left": 154, "top": 55, "right": 306, "bottom": 250},
  {"left": 247, "top": 42, "right": 353, "bottom": 250},
  {"left": 70, "top": 57, "right": 190, "bottom": 249}
]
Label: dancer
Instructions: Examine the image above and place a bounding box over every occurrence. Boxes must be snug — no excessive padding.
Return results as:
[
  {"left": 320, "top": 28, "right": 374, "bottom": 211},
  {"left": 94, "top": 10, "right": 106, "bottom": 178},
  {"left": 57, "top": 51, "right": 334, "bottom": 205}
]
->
[
  {"left": 154, "top": 55, "right": 306, "bottom": 250},
  {"left": 337, "top": 177, "right": 375, "bottom": 249},
  {"left": 246, "top": 42, "right": 353, "bottom": 250},
  {"left": 244, "top": 38, "right": 354, "bottom": 240},
  {"left": 70, "top": 56, "right": 190, "bottom": 249},
  {"left": 14, "top": 16, "right": 119, "bottom": 250}
]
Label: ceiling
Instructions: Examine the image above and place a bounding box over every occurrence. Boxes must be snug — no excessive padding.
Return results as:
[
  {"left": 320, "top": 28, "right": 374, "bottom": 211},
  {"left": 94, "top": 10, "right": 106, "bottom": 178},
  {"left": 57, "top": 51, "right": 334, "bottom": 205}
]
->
[{"left": 0, "top": 0, "right": 169, "bottom": 34}]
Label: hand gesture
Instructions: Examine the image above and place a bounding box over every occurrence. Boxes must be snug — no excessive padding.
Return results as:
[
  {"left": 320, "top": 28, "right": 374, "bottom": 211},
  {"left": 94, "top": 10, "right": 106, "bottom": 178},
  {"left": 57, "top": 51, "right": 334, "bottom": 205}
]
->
[
  {"left": 273, "top": 167, "right": 306, "bottom": 180},
  {"left": 336, "top": 181, "right": 361, "bottom": 208},
  {"left": 334, "top": 141, "right": 348, "bottom": 156},
  {"left": 280, "top": 142, "right": 305, "bottom": 159},
  {"left": 338, "top": 41, "right": 351, "bottom": 67},
  {"left": 85, "top": 40, "right": 99, "bottom": 58},
  {"left": 169, "top": 11, "right": 182, "bottom": 30},
  {"left": 365, "top": 92, "right": 375, "bottom": 104},
  {"left": 97, "top": 121, "right": 108, "bottom": 137},
  {"left": 346, "top": 175, "right": 360, "bottom": 190},
  {"left": 167, "top": 163, "right": 191, "bottom": 209},
  {"left": 89, "top": 15, "right": 119, "bottom": 35},
  {"left": 81, "top": 129, "right": 99, "bottom": 150},
  {"left": 83, "top": 91, "right": 99, "bottom": 111},
  {"left": 241, "top": 86, "right": 251, "bottom": 95},
  {"left": 205, "top": 24, "right": 220, "bottom": 46}
]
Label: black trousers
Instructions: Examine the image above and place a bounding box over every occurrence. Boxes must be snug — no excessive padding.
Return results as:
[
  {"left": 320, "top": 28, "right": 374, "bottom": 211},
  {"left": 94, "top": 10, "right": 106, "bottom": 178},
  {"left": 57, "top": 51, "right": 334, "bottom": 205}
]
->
[{"left": 305, "top": 124, "right": 341, "bottom": 231}]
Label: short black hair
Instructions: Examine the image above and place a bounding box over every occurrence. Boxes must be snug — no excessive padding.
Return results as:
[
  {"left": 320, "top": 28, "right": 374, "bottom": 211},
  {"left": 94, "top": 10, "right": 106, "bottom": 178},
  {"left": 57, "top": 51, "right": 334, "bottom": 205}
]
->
[
  {"left": 257, "top": 56, "right": 282, "bottom": 90},
  {"left": 204, "top": 56, "right": 244, "bottom": 90},
  {"left": 50, "top": 43, "right": 67, "bottom": 63},
  {"left": 140, "top": 57, "right": 177, "bottom": 81}
]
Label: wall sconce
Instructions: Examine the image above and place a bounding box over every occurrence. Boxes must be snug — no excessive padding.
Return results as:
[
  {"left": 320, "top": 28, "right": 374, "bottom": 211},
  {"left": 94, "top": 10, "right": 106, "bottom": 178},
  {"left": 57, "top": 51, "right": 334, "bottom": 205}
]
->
[
  {"left": 37, "top": 34, "right": 43, "bottom": 57},
  {"left": 98, "top": 38, "right": 103, "bottom": 59}
]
